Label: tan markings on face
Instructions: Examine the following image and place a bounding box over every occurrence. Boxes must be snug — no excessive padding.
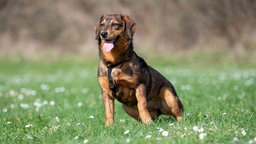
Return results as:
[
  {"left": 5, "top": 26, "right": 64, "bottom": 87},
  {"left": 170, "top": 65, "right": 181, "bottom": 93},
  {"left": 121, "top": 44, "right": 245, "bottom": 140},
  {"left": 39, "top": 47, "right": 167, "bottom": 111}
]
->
[{"left": 100, "top": 19, "right": 107, "bottom": 29}]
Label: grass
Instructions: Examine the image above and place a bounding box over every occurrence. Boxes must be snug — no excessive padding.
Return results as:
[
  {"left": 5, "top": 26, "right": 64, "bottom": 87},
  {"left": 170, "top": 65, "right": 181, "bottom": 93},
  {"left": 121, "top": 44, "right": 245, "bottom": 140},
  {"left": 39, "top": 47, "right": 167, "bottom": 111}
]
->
[{"left": 0, "top": 51, "right": 255, "bottom": 144}]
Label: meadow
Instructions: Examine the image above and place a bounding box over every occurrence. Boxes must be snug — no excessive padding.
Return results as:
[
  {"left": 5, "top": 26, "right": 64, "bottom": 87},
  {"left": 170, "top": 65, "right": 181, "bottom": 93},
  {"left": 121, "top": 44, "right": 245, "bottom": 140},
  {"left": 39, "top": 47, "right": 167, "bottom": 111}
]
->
[{"left": 0, "top": 51, "right": 255, "bottom": 144}]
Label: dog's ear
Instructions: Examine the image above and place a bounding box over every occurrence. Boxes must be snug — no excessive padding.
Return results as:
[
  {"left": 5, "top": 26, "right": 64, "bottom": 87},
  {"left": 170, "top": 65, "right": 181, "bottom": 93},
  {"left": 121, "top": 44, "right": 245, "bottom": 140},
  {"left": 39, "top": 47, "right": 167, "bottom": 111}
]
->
[
  {"left": 121, "top": 15, "right": 136, "bottom": 40},
  {"left": 95, "top": 15, "right": 104, "bottom": 40}
]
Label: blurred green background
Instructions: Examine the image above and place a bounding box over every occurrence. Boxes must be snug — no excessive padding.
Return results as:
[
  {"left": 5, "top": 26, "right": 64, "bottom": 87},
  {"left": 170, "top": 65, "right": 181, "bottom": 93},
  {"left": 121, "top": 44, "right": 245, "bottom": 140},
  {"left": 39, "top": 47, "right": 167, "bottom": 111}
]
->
[
  {"left": 1, "top": 1, "right": 255, "bottom": 143},
  {"left": 0, "top": 0, "right": 256, "bottom": 64}
]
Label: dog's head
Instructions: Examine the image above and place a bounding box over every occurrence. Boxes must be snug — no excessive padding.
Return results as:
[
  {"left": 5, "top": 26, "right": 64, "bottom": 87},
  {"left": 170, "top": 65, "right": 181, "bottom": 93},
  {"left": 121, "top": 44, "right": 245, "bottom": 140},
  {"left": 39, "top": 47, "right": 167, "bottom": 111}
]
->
[{"left": 95, "top": 14, "right": 136, "bottom": 52}]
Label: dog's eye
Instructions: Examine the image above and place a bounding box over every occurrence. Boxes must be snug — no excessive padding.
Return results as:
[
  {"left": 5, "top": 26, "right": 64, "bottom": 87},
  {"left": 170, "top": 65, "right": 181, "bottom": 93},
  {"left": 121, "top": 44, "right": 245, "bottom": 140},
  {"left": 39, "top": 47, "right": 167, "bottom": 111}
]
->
[
  {"left": 112, "top": 24, "right": 120, "bottom": 29},
  {"left": 100, "top": 23, "right": 105, "bottom": 28}
]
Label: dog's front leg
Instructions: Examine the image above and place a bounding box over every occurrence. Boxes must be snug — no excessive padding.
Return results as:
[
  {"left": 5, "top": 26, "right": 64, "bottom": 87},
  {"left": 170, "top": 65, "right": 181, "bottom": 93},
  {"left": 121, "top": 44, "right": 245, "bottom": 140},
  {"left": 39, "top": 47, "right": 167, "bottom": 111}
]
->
[
  {"left": 102, "top": 92, "right": 115, "bottom": 127},
  {"left": 135, "top": 84, "right": 152, "bottom": 124}
]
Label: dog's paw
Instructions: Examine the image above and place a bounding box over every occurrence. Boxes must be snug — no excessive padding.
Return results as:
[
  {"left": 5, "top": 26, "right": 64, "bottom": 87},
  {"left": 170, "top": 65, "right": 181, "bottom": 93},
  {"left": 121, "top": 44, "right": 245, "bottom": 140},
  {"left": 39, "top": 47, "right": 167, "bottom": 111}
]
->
[
  {"left": 105, "top": 120, "right": 114, "bottom": 127},
  {"left": 176, "top": 116, "right": 183, "bottom": 121},
  {"left": 142, "top": 118, "right": 153, "bottom": 125}
]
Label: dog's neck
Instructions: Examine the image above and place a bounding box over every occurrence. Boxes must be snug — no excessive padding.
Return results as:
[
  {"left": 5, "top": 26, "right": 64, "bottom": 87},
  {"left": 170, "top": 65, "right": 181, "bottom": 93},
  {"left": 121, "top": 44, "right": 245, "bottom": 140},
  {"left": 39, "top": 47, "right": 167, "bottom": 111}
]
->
[{"left": 99, "top": 37, "right": 134, "bottom": 67}]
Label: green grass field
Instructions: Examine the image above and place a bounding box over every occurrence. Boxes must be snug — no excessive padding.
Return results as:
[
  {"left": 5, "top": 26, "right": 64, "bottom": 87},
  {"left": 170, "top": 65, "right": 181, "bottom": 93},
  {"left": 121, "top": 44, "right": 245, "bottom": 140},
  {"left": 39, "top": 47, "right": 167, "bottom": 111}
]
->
[{"left": 0, "top": 52, "right": 255, "bottom": 144}]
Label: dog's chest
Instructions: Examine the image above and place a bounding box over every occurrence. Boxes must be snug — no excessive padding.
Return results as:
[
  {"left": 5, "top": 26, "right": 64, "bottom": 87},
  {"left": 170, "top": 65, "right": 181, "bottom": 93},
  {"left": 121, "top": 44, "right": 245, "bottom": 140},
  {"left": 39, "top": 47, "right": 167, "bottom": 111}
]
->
[
  {"left": 111, "top": 68, "right": 123, "bottom": 78},
  {"left": 111, "top": 66, "right": 135, "bottom": 85},
  {"left": 109, "top": 67, "right": 138, "bottom": 105},
  {"left": 111, "top": 68, "right": 128, "bottom": 80}
]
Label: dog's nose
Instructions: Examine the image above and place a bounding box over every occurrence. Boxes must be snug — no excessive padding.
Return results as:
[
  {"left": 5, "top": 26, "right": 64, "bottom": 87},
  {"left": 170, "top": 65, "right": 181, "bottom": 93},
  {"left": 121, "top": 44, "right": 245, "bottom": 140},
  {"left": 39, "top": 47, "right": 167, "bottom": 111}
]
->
[{"left": 101, "top": 32, "right": 108, "bottom": 39}]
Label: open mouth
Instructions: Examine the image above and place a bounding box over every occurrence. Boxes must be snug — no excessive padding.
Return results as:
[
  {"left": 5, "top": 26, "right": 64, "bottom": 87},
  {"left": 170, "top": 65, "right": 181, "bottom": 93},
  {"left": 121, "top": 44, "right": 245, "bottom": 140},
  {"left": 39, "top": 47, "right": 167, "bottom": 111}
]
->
[{"left": 102, "top": 36, "right": 119, "bottom": 52}]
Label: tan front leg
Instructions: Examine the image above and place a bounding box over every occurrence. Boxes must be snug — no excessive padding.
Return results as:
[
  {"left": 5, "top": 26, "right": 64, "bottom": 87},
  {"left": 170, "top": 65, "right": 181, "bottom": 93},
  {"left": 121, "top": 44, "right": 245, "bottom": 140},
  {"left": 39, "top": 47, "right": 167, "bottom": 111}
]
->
[
  {"left": 99, "top": 77, "right": 115, "bottom": 127},
  {"left": 135, "top": 84, "right": 152, "bottom": 124},
  {"left": 102, "top": 92, "right": 115, "bottom": 127}
]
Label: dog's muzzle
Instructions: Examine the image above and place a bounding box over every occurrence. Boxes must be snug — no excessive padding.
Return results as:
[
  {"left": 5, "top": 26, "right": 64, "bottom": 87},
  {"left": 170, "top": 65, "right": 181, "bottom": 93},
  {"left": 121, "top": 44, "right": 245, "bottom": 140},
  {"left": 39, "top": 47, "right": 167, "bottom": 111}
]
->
[{"left": 101, "top": 32, "right": 108, "bottom": 39}]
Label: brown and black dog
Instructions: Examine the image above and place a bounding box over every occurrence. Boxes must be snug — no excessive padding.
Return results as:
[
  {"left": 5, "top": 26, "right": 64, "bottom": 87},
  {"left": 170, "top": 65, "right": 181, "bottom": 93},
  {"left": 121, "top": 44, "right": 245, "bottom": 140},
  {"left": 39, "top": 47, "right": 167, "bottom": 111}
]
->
[{"left": 96, "top": 14, "right": 183, "bottom": 126}]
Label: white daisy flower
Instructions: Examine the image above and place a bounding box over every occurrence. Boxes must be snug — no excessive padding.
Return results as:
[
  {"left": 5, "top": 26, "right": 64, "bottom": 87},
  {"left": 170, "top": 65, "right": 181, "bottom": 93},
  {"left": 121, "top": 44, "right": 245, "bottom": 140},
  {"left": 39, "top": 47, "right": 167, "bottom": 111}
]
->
[
  {"left": 26, "top": 134, "right": 33, "bottom": 139},
  {"left": 198, "top": 127, "right": 204, "bottom": 133},
  {"left": 40, "top": 84, "right": 50, "bottom": 91},
  {"left": 54, "top": 87, "right": 65, "bottom": 93},
  {"left": 181, "top": 134, "right": 186, "bottom": 138},
  {"left": 169, "top": 123, "right": 174, "bottom": 126},
  {"left": 146, "top": 134, "right": 152, "bottom": 139},
  {"left": 193, "top": 126, "right": 199, "bottom": 132},
  {"left": 124, "top": 130, "right": 130, "bottom": 135},
  {"left": 49, "top": 101, "right": 55, "bottom": 106},
  {"left": 126, "top": 138, "right": 130, "bottom": 143},
  {"left": 43, "top": 100, "right": 48, "bottom": 105},
  {"left": 20, "top": 103, "right": 29, "bottom": 109},
  {"left": 55, "top": 117, "right": 60, "bottom": 122},
  {"left": 199, "top": 133, "right": 207, "bottom": 140},
  {"left": 232, "top": 137, "right": 239, "bottom": 142},
  {"left": 2, "top": 108, "right": 8, "bottom": 113},
  {"left": 74, "top": 136, "right": 79, "bottom": 140},
  {"left": 156, "top": 137, "right": 161, "bottom": 141},
  {"left": 25, "top": 124, "right": 33, "bottom": 128},
  {"left": 18, "top": 94, "right": 24, "bottom": 100},
  {"left": 77, "top": 102, "right": 83, "bottom": 107},
  {"left": 83, "top": 139, "right": 89, "bottom": 144},
  {"left": 162, "top": 131, "right": 169, "bottom": 137},
  {"left": 248, "top": 140, "right": 254, "bottom": 144},
  {"left": 157, "top": 127, "right": 164, "bottom": 132},
  {"left": 241, "top": 129, "right": 246, "bottom": 136}
]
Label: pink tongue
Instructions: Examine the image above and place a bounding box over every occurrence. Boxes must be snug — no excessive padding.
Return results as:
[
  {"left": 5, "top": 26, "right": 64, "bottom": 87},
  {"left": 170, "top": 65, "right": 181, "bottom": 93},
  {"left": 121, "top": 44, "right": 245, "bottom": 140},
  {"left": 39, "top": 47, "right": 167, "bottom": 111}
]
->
[{"left": 103, "top": 42, "right": 114, "bottom": 52}]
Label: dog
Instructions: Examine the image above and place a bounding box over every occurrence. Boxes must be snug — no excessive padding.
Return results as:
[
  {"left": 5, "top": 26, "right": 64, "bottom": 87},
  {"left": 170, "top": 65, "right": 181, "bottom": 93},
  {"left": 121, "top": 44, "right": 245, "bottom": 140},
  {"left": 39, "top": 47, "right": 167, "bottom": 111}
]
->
[{"left": 95, "top": 14, "right": 183, "bottom": 126}]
